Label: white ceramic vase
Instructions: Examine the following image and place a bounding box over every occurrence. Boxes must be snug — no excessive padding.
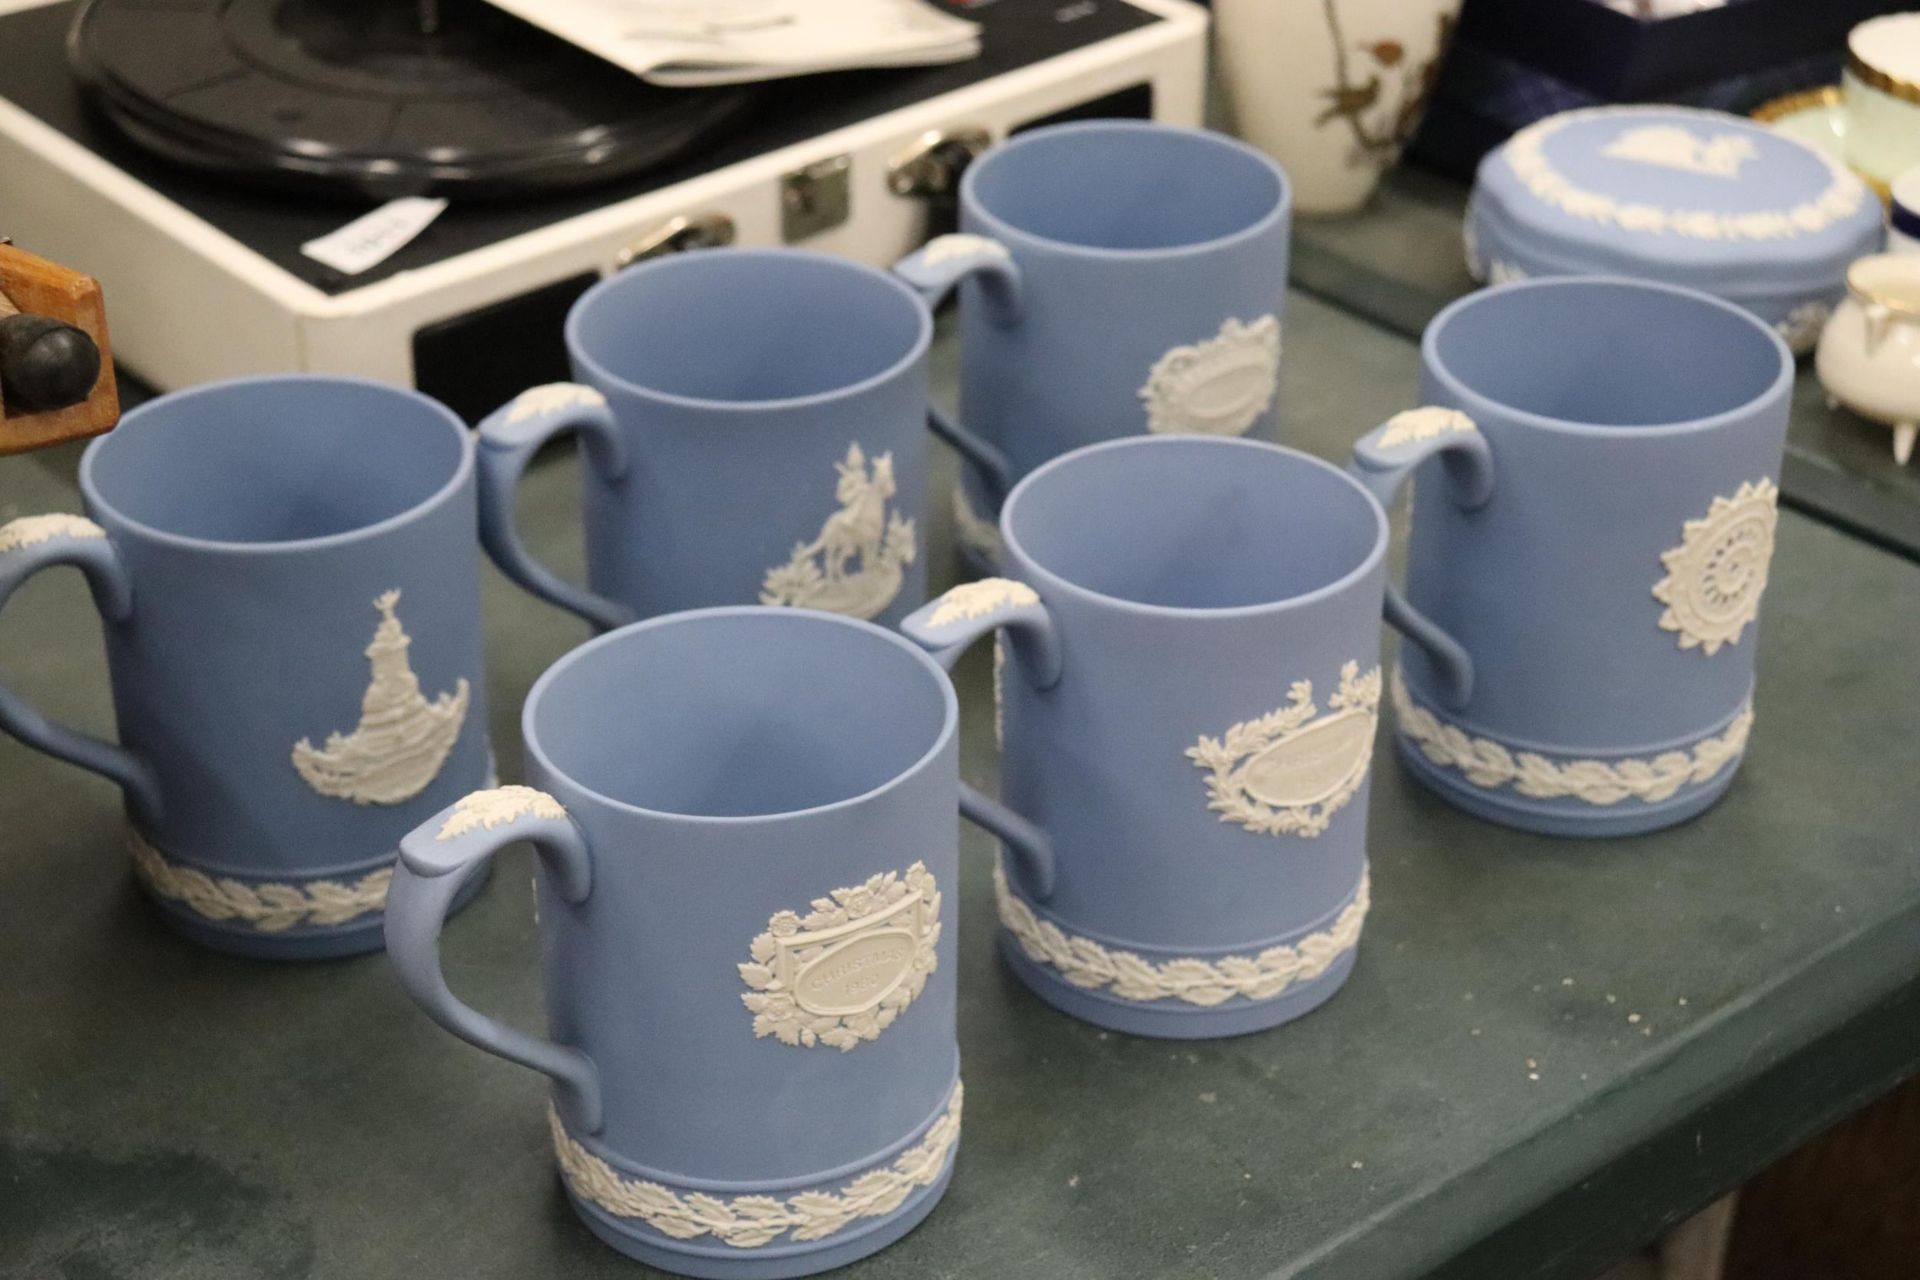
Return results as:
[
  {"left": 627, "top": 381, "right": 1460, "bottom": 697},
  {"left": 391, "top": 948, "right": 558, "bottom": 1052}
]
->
[{"left": 1214, "top": 0, "right": 1459, "bottom": 215}]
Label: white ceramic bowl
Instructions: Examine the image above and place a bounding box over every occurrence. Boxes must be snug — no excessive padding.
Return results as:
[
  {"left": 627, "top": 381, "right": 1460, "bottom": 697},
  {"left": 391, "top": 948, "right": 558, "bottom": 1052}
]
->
[{"left": 1815, "top": 252, "right": 1920, "bottom": 464}]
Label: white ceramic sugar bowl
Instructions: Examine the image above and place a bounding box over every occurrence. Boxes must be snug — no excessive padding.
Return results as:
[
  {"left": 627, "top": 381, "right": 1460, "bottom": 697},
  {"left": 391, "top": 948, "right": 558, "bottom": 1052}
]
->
[{"left": 1816, "top": 253, "right": 1920, "bottom": 465}]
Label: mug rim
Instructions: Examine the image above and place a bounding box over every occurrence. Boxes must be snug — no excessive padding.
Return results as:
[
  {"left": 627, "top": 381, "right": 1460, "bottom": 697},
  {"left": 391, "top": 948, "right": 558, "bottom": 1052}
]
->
[
  {"left": 564, "top": 248, "right": 934, "bottom": 412},
  {"left": 77, "top": 373, "right": 474, "bottom": 556},
  {"left": 999, "top": 435, "right": 1388, "bottom": 620},
  {"left": 521, "top": 606, "right": 960, "bottom": 826},
  {"left": 959, "top": 119, "right": 1292, "bottom": 262},
  {"left": 1422, "top": 275, "right": 1794, "bottom": 439}
]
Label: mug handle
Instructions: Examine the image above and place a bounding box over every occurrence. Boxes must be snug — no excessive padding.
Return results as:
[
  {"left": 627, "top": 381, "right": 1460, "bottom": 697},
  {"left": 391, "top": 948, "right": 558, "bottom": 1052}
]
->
[
  {"left": 1347, "top": 409, "right": 1496, "bottom": 711},
  {"left": 0, "top": 515, "right": 160, "bottom": 820},
  {"left": 900, "top": 579, "right": 1061, "bottom": 900},
  {"left": 475, "top": 384, "right": 637, "bottom": 633},
  {"left": 386, "top": 785, "right": 604, "bottom": 1134},
  {"left": 894, "top": 235, "right": 1023, "bottom": 504}
]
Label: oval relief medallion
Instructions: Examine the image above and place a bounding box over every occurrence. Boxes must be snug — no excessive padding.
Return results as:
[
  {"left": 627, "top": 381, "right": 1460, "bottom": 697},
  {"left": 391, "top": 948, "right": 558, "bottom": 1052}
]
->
[
  {"left": 1187, "top": 661, "right": 1381, "bottom": 838},
  {"left": 738, "top": 862, "right": 941, "bottom": 1051},
  {"left": 1139, "top": 315, "right": 1281, "bottom": 437},
  {"left": 1238, "top": 708, "right": 1378, "bottom": 810},
  {"left": 795, "top": 928, "right": 920, "bottom": 1017}
]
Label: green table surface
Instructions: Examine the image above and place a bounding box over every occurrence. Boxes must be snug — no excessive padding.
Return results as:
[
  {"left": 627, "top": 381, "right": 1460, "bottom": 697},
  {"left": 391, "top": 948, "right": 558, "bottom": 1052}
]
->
[
  {"left": 1291, "top": 167, "right": 1920, "bottom": 561},
  {"left": 2, "top": 296, "right": 1917, "bottom": 1280}
]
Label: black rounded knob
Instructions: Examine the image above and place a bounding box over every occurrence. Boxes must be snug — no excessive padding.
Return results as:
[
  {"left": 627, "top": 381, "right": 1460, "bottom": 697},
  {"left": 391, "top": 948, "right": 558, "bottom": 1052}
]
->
[{"left": 0, "top": 313, "right": 102, "bottom": 414}]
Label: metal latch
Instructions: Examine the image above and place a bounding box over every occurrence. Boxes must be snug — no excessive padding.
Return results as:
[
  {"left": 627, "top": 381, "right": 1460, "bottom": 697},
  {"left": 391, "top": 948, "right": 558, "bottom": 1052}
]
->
[
  {"left": 614, "top": 212, "right": 736, "bottom": 269},
  {"left": 781, "top": 155, "right": 853, "bottom": 243},
  {"left": 887, "top": 127, "right": 992, "bottom": 200}
]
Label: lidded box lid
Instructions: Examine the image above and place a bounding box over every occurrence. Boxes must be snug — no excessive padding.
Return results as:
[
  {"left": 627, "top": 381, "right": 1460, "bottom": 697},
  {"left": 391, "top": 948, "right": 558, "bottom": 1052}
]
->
[{"left": 1470, "top": 106, "right": 1882, "bottom": 296}]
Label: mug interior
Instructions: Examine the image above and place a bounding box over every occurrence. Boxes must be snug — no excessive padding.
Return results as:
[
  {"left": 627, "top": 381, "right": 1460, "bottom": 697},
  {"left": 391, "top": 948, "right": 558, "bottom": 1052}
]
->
[
  {"left": 1428, "top": 280, "right": 1785, "bottom": 428},
  {"left": 569, "top": 251, "right": 927, "bottom": 403},
  {"left": 528, "top": 611, "right": 951, "bottom": 820},
  {"left": 968, "top": 123, "right": 1285, "bottom": 253},
  {"left": 1005, "top": 438, "right": 1381, "bottom": 611},
  {"left": 84, "top": 377, "right": 465, "bottom": 544}
]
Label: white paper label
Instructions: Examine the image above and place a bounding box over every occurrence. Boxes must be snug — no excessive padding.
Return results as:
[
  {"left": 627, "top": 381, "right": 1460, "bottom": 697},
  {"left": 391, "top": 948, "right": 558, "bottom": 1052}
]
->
[
  {"left": 479, "top": 0, "right": 980, "bottom": 86},
  {"left": 300, "top": 198, "right": 449, "bottom": 276}
]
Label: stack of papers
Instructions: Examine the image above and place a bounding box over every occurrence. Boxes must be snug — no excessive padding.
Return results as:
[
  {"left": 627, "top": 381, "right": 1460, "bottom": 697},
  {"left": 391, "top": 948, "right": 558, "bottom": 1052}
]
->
[{"left": 483, "top": 0, "right": 983, "bottom": 86}]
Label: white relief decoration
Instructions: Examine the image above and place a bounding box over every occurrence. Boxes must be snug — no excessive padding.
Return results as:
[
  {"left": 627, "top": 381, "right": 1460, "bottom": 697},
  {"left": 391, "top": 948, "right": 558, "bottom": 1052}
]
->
[
  {"left": 1775, "top": 302, "right": 1832, "bottom": 355},
  {"left": 1601, "top": 125, "right": 1757, "bottom": 178},
  {"left": 951, "top": 485, "right": 1003, "bottom": 562},
  {"left": 992, "top": 635, "right": 1006, "bottom": 751},
  {"left": 0, "top": 514, "right": 105, "bottom": 553},
  {"left": 550, "top": 1083, "right": 962, "bottom": 1249},
  {"left": 760, "top": 444, "right": 916, "bottom": 620},
  {"left": 1506, "top": 108, "right": 1868, "bottom": 241},
  {"left": 994, "top": 861, "right": 1368, "bottom": 1006},
  {"left": 1487, "top": 260, "right": 1530, "bottom": 286},
  {"left": 1390, "top": 668, "right": 1753, "bottom": 805},
  {"left": 1139, "top": 315, "right": 1281, "bottom": 437},
  {"left": 1463, "top": 213, "right": 1484, "bottom": 279},
  {"left": 128, "top": 828, "right": 391, "bottom": 933},
  {"left": 925, "top": 577, "right": 1038, "bottom": 628},
  {"left": 437, "top": 785, "right": 567, "bottom": 840},
  {"left": 505, "top": 383, "right": 607, "bottom": 425},
  {"left": 1377, "top": 407, "right": 1478, "bottom": 450},
  {"left": 292, "top": 591, "right": 471, "bottom": 806},
  {"left": 919, "top": 234, "right": 1011, "bottom": 266},
  {"left": 1187, "top": 661, "right": 1381, "bottom": 839},
  {"left": 1652, "top": 478, "right": 1779, "bottom": 655},
  {"left": 738, "top": 862, "right": 941, "bottom": 1051}
]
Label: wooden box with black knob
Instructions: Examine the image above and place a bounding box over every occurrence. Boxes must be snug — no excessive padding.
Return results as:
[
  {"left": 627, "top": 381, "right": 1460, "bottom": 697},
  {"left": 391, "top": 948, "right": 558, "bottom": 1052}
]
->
[{"left": 0, "top": 241, "right": 118, "bottom": 455}]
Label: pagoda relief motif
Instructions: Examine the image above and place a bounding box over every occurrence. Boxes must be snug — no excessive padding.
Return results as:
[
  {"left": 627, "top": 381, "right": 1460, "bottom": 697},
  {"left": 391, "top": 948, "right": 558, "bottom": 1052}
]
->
[
  {"left": 761, "top": 443, "right": 917, "bottom": 620},
  {"left": 291, "top": 590, "right": 471, "bottom": 805}
]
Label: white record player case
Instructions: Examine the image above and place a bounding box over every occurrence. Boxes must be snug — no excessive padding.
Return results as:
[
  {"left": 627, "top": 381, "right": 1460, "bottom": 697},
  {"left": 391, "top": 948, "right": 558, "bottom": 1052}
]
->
[{"left": 0, "top": 0, "right": 1207, "bottom": 411}]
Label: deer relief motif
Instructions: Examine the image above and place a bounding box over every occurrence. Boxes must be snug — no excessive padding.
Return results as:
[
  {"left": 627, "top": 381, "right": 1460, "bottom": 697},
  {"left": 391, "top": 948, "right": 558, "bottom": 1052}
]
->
[{"left": 761, "top": 443, "right": 917, "bottom": 621}]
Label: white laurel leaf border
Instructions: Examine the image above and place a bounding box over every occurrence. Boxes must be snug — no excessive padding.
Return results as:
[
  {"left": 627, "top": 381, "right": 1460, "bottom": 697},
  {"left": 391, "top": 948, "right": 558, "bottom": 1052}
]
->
[
  {"left": 128, "top": 829, "right": 390, "bottom": 933},
  {"left": 1186, "top": 661, "right": 1381, "bottom": 839},
  {"left": 1504, "top": 107, "right": 1867, "bottom": 241},
  {"left": 127, "top": 769, "right": 499, "bottom": 932},
  {"left": 1390, "top": 668, "right": 1753, "bottom": 806},
  {"left": 550, "top": 1082, "right": 962, "bottom": 1250},
  {"left": 994, "top": 861, "right": 1368, "bottom": 1007}
]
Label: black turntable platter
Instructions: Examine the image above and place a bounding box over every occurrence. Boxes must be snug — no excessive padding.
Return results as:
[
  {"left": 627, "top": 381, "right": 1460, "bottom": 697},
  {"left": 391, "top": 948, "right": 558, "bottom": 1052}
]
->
[{"left": 67, "top": 0, "right": 758, "bottom": 200}]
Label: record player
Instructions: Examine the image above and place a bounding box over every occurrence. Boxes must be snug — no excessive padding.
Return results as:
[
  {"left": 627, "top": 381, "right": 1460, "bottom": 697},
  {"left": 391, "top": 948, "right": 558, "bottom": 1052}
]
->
[{"left": 0, "top": 0, "right": 1206, "bottom": 419}]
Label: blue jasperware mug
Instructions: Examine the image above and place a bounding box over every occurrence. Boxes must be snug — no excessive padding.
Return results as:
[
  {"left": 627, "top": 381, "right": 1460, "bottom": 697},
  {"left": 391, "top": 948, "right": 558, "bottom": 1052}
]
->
[
  {"left": 892, "top": 120, "right": 1293, "bottom": 569},
  {"left": 0, "top": 375, "right": 492, "bottom": 959},
  {"left": 901, "top": 435, "right": 1402, "bottom": 1039},
  {"left": 1348, "top": 276, "right": 1792, "bottom": 837},
  {"left": 384, "top": 609, "right": 1041, "bottom": 1278},
  {"left": 475, "top": 249, "right": 942, "bottom": 632}
]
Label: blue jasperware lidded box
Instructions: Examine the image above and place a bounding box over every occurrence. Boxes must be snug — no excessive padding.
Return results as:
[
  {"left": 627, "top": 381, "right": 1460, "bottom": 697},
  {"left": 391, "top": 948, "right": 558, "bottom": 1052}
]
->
[{"left": 1467, "top": 106, "right": 1884, "bottom": 354}]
